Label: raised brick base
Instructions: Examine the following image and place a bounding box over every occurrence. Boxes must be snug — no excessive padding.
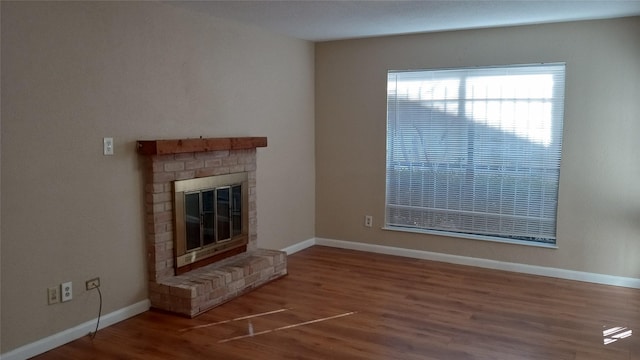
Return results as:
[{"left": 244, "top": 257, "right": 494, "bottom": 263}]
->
[{"left": 149, "top": 249, "right": 287, "bottom": 317}]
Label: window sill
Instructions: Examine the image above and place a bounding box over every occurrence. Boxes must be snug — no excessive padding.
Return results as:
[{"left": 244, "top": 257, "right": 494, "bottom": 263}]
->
[{"left": 382, "top": 226, "right": 558, "bottom": 249}]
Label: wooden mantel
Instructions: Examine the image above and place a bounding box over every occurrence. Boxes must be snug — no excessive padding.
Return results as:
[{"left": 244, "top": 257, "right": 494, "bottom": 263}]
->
[{"left": 137, "top": 137, "right": 267, "bottom": 156}]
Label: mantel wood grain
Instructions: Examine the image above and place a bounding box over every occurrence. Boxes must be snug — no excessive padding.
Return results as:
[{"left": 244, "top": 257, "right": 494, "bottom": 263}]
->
[{"left": 137, "top": 137, "right": 267, "bottom": 155}]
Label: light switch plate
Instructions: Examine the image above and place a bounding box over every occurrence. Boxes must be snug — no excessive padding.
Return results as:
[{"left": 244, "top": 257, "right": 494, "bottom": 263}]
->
[{"left": 103, "top": 137, "right": 114, "bottom": 155}]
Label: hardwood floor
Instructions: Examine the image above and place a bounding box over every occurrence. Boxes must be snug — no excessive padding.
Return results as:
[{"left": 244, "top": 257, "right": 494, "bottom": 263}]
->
[{"left": 34, "top": 246, "right": 640, "bottom": 359}]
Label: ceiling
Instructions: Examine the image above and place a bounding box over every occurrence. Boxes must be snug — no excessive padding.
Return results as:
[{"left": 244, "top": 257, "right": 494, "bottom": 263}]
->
[{"left": 167, "top": 0, "right": 640, "bottom": 42}]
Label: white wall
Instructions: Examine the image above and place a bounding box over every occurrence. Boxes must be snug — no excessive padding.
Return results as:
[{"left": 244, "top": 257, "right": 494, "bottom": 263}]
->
[{"left": 1, "top": 1, "right": 315, "bottom": 352}]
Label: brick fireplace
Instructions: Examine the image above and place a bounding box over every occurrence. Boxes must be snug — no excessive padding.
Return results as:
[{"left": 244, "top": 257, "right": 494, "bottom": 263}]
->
[{"left": 137, "top": 137, "right": 287, "bottom": 317}]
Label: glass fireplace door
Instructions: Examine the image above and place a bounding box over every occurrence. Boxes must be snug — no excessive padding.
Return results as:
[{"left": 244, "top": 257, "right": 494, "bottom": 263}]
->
[
  {"left": 216, "top": 187, "right": 231, "bottom": 241},
  {"left": 173, "top": 172, "right": 249, "bottom": 270},
  {"left": 184, "top": 190, "right": 216, "bottom": 251},
  {"left": 183, "top": 185, "right": 244, "bottom": 251}
]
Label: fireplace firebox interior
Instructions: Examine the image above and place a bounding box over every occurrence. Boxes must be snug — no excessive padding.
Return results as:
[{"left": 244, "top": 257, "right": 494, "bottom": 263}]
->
[{"left": 174, "top": 172, "right": 248, "bottom": 272}]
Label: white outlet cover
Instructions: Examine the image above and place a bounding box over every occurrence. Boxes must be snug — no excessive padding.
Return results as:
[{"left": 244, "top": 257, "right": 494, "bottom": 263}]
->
[
  {"left": 365, "top": 215, "right": 373, "bottom": 227},
  {"left": 61, "top": 281, "right": 72, "bottom": 302}
]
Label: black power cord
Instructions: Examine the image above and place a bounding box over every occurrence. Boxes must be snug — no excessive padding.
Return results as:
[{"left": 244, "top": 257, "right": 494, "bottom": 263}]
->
[{"left": 89, "top": 286, "right": 103, "bottom": 340}]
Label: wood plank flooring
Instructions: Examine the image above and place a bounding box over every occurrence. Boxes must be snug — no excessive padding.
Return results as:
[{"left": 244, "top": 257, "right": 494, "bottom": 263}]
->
[{"left": 34, "top": 246, "right": 640, "bottom": 359}]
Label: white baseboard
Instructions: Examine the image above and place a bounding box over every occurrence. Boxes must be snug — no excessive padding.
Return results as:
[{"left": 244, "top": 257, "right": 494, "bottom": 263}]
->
[
  {"left": 281, "top": 238, "right": 316, "bottom": 255},
  {"left": 1, "top": 299, "right": 150, "bottom": 360},
  {"left": 313, "top": 237, "right": 640, "bottom": 289}
]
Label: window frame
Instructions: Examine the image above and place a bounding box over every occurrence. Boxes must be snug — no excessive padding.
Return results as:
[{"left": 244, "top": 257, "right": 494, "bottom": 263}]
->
[{"left": 384, "top": 63, "right": 566, "bottom": 248}]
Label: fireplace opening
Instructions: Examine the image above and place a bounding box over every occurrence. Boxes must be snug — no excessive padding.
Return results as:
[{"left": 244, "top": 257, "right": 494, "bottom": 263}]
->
[{"left": 174, "top": 172, "right": 248, "bottom": 274}]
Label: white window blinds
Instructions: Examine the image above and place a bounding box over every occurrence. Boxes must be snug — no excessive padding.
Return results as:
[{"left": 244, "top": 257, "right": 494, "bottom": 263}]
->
[{"left": 385, "top": 63, "right": 565, "bottom": 245}]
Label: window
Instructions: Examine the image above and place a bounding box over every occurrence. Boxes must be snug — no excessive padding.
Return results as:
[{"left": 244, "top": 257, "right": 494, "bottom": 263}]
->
[{"left": 385, "top": 63, "right": 565, "bottom": 246}]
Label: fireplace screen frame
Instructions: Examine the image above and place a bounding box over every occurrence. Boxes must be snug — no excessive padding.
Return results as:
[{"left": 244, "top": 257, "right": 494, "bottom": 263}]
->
[{"left": 173, "top": 172, "right": 249, "bottom": 269}]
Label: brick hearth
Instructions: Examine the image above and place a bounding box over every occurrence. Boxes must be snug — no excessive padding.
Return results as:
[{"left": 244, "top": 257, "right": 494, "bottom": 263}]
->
[
  {"left": 138, "top": 137, "right": 287, "bottom": 317},
  {"left": 149, "top": 249, "right": 286, "bottom": 317}
]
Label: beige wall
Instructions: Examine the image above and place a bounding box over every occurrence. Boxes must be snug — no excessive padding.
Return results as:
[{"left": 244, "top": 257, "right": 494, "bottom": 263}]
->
[
  {"left": 0, "top": 1, "right": 314, "bottom": 352},
  {"left": 316, "top": 17, "right": 640, "bottom": 278}
]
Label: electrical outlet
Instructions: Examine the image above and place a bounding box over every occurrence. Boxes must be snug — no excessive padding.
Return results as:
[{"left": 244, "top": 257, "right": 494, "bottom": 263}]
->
[
  {"left": 86, "top": 277, "right": 100, "bottom": 290},
  {"left": 47, "top": 287, "right": 59, "bottom": 305},
  {"left": 61, "top": 282, "right": 73, "bottom": 302},
  {"left": 365, "top": 215, "right": 373, "bottom": 228}
]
